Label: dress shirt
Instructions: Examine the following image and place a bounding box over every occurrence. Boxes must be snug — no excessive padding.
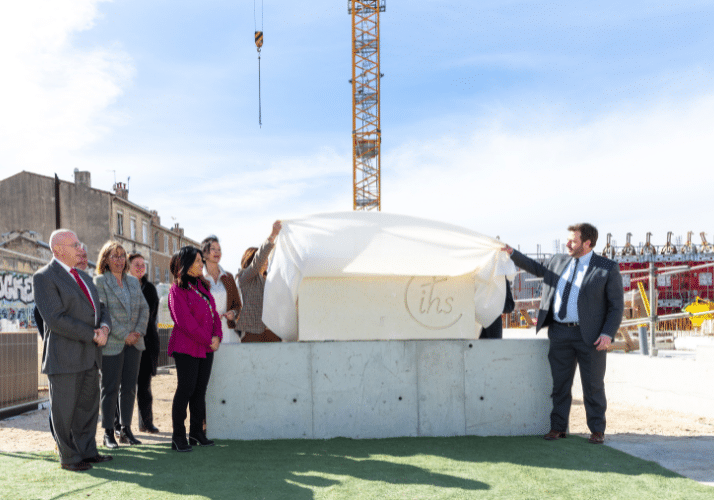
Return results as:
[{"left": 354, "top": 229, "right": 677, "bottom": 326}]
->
[{"left": 552, "top": 250, "right": 593, "bottom": 324}]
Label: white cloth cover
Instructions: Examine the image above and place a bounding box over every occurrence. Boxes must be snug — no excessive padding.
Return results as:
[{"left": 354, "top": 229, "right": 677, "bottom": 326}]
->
[{"left": 262, "top": 212, "right": 517, "bottom": 341}]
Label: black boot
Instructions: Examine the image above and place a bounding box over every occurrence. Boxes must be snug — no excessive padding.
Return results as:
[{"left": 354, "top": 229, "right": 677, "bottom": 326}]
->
[
  {"left": 118, "top": 426, "right": 142, "bottom": 445},
  {"left": 103, "top": 429, "right": 119, "bottom": 449},
  {"left": 188, "top": 431, "right": 215, "bottom": 447},
  {"left": 171, "top": 435, "right": 192, "bottom": 452}
]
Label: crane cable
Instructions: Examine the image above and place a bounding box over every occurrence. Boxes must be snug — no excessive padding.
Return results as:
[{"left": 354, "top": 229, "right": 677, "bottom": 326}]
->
[{"left": 254, "top": 0, "right": 263, "bottom": 128}]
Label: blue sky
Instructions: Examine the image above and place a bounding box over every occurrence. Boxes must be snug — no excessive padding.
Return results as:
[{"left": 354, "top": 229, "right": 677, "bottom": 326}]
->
[{"left": 1, "top": 0, "right": 713, "bottom": 272}]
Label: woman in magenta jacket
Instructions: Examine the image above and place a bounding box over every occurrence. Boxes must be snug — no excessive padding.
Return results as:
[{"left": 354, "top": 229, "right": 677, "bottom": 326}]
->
[{"left": 168, "top": 246, "right": 222, "bottom": 452}]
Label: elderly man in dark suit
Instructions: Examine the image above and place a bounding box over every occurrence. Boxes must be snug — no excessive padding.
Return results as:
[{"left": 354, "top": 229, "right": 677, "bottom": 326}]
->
[
  {"left": 33, "top": 229, "right": 113, "bottom": 471},
  {"left": 503, "top": 223, "right": 623, "bottom": 444}
]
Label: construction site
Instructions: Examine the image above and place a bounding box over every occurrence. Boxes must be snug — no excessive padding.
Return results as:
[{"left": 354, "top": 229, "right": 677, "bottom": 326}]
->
[{"left": 509, "top": 231, "right": 714, "bottom": 353}]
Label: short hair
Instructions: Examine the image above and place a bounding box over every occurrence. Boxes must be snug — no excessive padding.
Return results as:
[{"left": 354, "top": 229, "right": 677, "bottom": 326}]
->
[
  {"left": 48, "top": 229, "right": 76, "bottom": 254},
  {"left": 174, "top": 246, "right": 209, "bottom": 289},
  {"left": 128, "top": 252, "right": 144, "bottom": 264},
  {"left": 96, "top": 241, "right": 128, "bottom": 275},
  {"left": 201, "top": 235, "right": 219, "bottom": 256},
  {"left": 568, "top": 223, "right": 598, "bottom": 248},
  {"left": 241, "top": 247, "right": 258, "bottom": 270}
]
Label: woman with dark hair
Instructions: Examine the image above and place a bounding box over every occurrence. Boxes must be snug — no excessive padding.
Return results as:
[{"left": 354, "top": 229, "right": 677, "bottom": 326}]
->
[
  {"left": 201, "top": 236, "right": 242, "bottom": 343},
  {"left": 167, "top": 246, "right": 222, "bottom": 452},
  {"left": 234, "top": 220, "right": 282, "bottom": 342},
  {"left": 127, "top": 253, "right": 161, "bottom": 433},
  {"left": 94, "top": 241, "right": 149, "bottom": 449}
]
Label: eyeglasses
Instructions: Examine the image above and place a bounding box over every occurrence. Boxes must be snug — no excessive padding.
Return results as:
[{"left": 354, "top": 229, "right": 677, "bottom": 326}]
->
[
  {"left": 109, "top": 254, "right": 127, "bottom": 261},
  {"left": 60, "top": 242, "right": 84, "bottom": 249}
]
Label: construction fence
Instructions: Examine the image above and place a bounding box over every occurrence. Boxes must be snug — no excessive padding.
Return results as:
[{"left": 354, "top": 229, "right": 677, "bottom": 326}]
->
[{"left": 0, "top": 327, "right": 174, "bottom": 417}]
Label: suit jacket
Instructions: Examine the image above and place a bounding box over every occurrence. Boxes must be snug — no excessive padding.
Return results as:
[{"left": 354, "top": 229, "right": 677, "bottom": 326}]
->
[
  {"left": 93, "top": 273, "right": 150, "bottom": 356},
  {"left": 510, "top": 249, "right": 624, "bottom": 345},
  {"left": 33, "top": 260, "right": 111, "bottom": 375},
  {"left": 168, "top": 280, "right": 223, "bottom": 358}
]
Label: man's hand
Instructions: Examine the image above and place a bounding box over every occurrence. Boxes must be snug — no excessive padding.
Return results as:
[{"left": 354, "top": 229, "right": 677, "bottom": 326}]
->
[
  {"left": 222, "top": 310, "right": 236, "bottom": 321},
  {"left": 502, "top": 244, "right": 514, "bottom": 256},
  {"left": 94, "top": 327, "right": 109, "bottom": 347},
  {"left": 594, "top": 334, "right": 612, "bottom": 351}
]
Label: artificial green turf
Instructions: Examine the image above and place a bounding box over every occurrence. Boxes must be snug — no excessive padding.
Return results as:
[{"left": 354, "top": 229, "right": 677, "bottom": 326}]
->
[{"left": 1, "top": 435, "right": 710, "bottom": 499}]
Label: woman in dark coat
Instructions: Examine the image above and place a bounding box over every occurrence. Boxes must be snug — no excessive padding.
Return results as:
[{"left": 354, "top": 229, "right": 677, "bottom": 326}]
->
[{"left": 128, "top": 253, "right": 161, "bottom": 433}]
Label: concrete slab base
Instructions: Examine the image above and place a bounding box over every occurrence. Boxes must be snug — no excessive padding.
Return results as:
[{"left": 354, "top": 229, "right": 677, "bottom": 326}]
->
[{"left": 206, "top": 339, "right": 552, "bottom": 440}]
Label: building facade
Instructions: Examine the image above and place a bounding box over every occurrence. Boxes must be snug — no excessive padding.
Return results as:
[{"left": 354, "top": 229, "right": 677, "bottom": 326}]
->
[{"left": 0, "top": 170, "right": 199, "bottom": 287}]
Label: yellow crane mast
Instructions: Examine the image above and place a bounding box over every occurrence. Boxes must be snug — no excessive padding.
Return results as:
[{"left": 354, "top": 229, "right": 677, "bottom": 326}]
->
[{"left": 349, "top": 0, "right": 385, "bottom": 211}]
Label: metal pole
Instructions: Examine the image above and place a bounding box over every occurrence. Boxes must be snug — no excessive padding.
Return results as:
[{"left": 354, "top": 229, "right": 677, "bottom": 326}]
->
[
  {"left": 648, "top": 261, "right": 657, "bottom": 357},
  {"left": 637, "top": 325, "right": 649, "bottom": 355}
]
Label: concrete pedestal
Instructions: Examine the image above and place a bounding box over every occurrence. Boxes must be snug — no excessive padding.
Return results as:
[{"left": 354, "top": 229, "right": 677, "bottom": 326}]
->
[{"left": 206, "top": 339, "right": 552, "bottom": 440}]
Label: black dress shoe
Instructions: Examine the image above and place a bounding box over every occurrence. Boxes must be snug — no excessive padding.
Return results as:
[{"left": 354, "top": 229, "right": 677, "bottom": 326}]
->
[
  {"left": 588, "top": 432, "right": 605, "bottom": 444},
  {"left": 61, "top": 461, "right": 92, "bottom": 472},
  {"left": 139, "top": 424, "right": 160, "bottom": 434},
  {"left": 171, "top": 436, "right": 193, "bottom": 452},
  {"left": 84, "top": 454, "right": 113, "bottom": 464},
  {"left": 119, "top": 427, "right": 142, "bottom": 445},
  {"left": 188, "top": 431, "right": 215, "bottom": 447},
  {"left": 103, "top": 430, "right": 119, "bottom": 449},
  {"left": 543, "top": 430, "right": 567, "bottom": 441}
]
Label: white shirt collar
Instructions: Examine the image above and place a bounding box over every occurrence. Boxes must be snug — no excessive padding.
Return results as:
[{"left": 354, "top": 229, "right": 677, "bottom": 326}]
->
[{"left": 53, "top": 257, "right": 75, "bottom": 274}]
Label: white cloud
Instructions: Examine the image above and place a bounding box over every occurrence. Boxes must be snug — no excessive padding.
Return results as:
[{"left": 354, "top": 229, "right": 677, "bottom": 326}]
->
[
  {"left": 383, "top": 92, "right": 714, "bottom": 253},
  {"left": 0, "top": 0, "right": 133, "bottom": 169}
]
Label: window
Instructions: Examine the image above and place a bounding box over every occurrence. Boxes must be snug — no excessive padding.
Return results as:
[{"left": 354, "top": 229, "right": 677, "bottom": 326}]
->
[
  {"left": 164, "top": 234, "right": 169, "bottom": 253},
  {"left": 155, "top": 266, "right": 161, "bottom": 283},
  {"left": 657, "top": 274, "right": 672, "bottom": 287},
  {"left": 165, "top": 269, "right": 170, "bottom": 283},
  {"left": 700, "top": 273, "right": 713, "bottom": 286},
  {"left": 154, "top": 232, "right": 160, "bottom": 251},
  {"left": 116, "top": 211, "right": 124, "bottom": 236},
  {"left": 173, "top": 237, "right": 177, "bottom": 254},
  {"left": 130, "top": 217, "right": 137, "bottom": 240},
  {"left": 142, "top": 221, "right": 148, "bottom": 244}
]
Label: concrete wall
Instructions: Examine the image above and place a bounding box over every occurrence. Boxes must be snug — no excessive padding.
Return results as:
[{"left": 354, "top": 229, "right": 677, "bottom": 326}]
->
[{"left": 206, "top": 339, "right": 552, "bottom": 440}]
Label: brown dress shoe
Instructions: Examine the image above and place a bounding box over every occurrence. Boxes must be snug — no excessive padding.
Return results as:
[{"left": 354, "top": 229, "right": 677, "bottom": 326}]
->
[
  {"left": 588, "top": 432, "right": 605, "bottom": 444},
  {"left": 544, "top": 430, "right": 567, "bottom": 441},
  {"left": 84, "top": 454, "right": 113, "bottom": 463},
  {"left": 61, "top": 462, "right": 92, "bottom": 472}
]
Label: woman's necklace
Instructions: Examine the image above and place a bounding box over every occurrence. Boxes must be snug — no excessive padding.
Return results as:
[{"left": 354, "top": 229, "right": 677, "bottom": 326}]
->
[{"left": 188, "top": 282, "right": 215, "bottom": 317}]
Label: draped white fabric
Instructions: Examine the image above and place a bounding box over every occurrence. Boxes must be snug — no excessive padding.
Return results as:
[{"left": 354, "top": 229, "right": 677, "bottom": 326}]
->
[{"left": 262, "top": 212, "right": 517, "bottom": 341}]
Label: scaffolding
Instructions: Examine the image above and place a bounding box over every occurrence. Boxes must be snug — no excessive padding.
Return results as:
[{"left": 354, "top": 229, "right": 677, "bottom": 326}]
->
[{"left": 349, "top": 0, "right": 385, "bottom": 210}]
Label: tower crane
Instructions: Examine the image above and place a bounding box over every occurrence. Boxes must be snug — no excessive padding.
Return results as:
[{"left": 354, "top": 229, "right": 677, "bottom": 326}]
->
[{"left": 349, "top": 0, "right": 385, "bottom": 211}]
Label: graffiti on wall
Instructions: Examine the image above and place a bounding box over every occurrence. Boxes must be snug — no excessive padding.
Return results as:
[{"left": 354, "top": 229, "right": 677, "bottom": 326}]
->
[{"left": 0, "top": 272, "right": 35, "bottom": 330}]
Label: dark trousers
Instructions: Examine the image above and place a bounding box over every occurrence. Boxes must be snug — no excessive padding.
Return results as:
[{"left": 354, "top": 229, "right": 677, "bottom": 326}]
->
[
  {"left": 100, "top": 346, "right": 142, "bottom": 430},
  {"left": 172, "top": 352, "right": 214, "bottom": 438},
  {"left": 136, "top": 350, "right": 155, "bottom": 428},
  {"left": 48, "top": 367, "right": 100, "bottom": 464},
  {"left": 548, "top": 323, "right": 607, "bottom": 433}
]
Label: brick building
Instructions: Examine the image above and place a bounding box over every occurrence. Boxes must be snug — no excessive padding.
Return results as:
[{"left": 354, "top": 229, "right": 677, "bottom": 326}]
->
[{"left": 0, "top": 170, "right": 199, "bottom": 286}]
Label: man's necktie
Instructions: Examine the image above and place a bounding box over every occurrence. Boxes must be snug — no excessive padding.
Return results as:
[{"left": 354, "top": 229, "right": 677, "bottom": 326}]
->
[
  {"left": 70, "top": 268, "right": 95, "bottom": 313},
  {"left": 557, "top": 258, "right": 579, "bottom": 320}
]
